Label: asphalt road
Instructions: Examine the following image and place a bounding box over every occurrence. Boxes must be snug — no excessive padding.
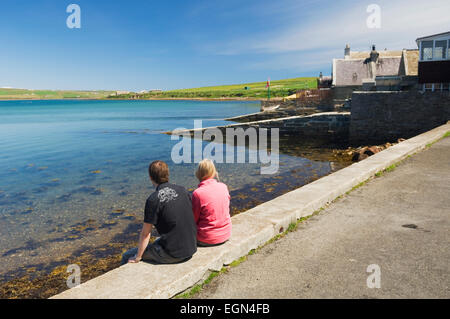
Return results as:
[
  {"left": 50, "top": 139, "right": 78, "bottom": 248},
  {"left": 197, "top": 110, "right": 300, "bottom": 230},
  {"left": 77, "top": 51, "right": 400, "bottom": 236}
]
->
[{"left": 195, "top": 137, "right": 450, "bottom": 299}]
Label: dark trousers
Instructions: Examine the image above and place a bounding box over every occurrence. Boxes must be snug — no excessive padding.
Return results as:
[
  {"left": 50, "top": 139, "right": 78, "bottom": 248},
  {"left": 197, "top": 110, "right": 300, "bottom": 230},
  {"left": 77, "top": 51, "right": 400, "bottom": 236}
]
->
[
  {"left": 197, "top": 240, "right": 228, "bottom": 247},
  {"left": 121, "top": 239, "right": 191, "bottom": 265}
]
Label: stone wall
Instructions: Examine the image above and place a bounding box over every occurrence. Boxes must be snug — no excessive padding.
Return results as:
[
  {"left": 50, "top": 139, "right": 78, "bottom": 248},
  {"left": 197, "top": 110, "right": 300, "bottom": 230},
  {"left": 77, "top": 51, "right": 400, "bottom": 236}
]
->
[
  {"left": 350, "top": 91, "right": 450, "bottom": 145},
  {"left": 226, "top": 108, "right": 320, "bottom": 123},
  {"left": 170, "top": 112, "right": 351, "bottom": 143},
  {"left": 260, "top": 87, "right": 355, "bottom": 113}
]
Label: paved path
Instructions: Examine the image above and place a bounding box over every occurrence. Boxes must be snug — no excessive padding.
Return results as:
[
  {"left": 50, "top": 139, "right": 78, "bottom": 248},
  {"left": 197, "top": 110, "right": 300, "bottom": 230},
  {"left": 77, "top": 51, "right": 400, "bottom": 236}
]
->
[{"left": 196, "top": 137, "right": 450, "bottom": 299}]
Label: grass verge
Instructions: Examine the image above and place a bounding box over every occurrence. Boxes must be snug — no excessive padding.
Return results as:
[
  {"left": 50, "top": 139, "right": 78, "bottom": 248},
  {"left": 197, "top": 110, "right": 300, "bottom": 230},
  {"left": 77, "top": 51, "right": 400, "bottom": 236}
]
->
[{"left": 426, "top": 130, "right": 450, "bottom": 148}]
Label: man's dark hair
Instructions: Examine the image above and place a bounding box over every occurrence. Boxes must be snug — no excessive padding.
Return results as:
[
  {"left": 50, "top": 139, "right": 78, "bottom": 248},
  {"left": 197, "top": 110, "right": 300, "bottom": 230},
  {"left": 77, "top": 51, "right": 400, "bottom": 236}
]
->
[{"left": 149, "top": 160, "right": 169, "bottom": 184}]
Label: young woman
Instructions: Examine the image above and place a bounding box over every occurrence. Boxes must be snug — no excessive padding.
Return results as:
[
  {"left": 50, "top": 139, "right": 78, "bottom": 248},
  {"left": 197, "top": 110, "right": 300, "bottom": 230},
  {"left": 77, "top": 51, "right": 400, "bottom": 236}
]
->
[{"left": 192, "top": 159, "right": 232, "bottom": 247}]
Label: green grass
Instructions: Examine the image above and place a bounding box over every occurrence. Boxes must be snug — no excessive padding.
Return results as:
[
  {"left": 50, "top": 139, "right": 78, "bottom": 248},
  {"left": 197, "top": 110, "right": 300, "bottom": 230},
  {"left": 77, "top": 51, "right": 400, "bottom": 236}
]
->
[
  {"left": 0, "top": 88, "right": 115, "bottom": 100},
  {"left": 110, "top": 77, "right": 318, "bottom": 99},
  {"left": 375, "top": 163, "right": 398, "bottom": 177},
  {"left": 426, "top": 131, "right": 450, "bottom": 148},
  {"left": 1, "top": 77, "right": 317, "bottom": 100}
]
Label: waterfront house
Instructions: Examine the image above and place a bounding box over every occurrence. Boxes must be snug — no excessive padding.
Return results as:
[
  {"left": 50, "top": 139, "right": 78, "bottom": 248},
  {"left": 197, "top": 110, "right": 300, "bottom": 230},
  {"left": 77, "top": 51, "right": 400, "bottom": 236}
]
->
[
  {"left": 416, "top": 31, "right": 450, "bottom": 92},
  {"left": 331, "top": 45, "right": 419, "bottom": 99}
]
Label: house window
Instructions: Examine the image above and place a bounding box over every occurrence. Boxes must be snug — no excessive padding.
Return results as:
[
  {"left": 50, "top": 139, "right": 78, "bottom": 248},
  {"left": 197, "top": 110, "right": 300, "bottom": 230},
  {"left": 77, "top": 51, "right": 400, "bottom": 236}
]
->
[
  {"left": 434, "top": 40, "right": 447, "bottom": 60},
  {"left": 448, "top": 40, "right": 450, "bottom": 59},
  {"left": 442, "top": 83, "right": 450, "bottom": 91},
  {"left": 421, "top": 41, "right": 433, "bottom": 60}
]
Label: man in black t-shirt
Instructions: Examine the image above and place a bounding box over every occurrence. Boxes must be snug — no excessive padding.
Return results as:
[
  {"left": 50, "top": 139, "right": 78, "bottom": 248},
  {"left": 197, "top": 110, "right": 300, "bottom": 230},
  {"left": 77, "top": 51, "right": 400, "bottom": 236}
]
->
[{"left": 121, "top": 160, "right": 197, "bottom": 265}]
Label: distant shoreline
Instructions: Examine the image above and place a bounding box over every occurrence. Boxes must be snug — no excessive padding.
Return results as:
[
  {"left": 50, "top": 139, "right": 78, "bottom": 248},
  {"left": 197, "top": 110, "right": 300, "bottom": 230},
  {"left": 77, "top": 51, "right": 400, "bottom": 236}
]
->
[
  {"left": 0, "top": 77, "right": 314, "bottom": 102},
  {"left": 0, "top": 97, "right": 277, "bottom": 102},
  {"left": 106, "top": 97, "right": 273, "bottom": 102}
]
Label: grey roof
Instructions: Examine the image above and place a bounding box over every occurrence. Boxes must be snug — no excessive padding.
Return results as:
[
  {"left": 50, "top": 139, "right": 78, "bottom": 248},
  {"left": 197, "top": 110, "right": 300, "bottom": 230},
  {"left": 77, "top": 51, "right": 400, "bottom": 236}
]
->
[
  {"left": 416, "top": 31, "right": 450, "bottom": 42},
  {"left": 349, "top": 50, "right": 402, "bottom": 59}
]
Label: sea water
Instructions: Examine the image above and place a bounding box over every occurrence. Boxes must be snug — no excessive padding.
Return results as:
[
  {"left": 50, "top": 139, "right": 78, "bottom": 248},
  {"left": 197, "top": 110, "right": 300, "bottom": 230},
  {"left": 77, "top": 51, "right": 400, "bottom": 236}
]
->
[{"left": 0, "top": 99, "right": 336, "bottom": 279}]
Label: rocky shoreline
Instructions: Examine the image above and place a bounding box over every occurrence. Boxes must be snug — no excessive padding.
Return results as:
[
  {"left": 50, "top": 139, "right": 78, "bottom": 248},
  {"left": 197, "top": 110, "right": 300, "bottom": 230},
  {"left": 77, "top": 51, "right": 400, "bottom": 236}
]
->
[{"left": 333, "top": 138, "right": 406, "bottom": 162}]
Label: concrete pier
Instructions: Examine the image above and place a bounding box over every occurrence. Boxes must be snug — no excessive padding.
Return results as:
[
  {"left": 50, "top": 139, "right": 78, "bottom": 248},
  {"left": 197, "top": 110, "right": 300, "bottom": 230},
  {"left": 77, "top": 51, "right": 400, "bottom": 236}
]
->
[{"left": 169, "top": 112, "right": 351, "bottom": 142}]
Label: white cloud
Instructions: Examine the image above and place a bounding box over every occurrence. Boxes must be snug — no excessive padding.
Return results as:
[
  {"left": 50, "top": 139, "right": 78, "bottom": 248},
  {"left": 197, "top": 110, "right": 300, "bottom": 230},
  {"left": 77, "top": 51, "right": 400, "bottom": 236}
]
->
[
  {"left": 244, "top": 48, "right": 341, "bottom": 74},
  {"left": 207, "top": 0, "right": 450, "bottom": 55},
  {"left": 198, "top": 0, "right": 449, "bottom": 73}
]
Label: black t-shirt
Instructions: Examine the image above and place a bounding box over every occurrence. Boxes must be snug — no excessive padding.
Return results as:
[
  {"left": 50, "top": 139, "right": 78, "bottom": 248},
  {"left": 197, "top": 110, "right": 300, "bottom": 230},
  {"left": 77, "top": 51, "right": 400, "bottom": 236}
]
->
[{"left": 144, "top": 182, "right": 197, "bottom": 259}]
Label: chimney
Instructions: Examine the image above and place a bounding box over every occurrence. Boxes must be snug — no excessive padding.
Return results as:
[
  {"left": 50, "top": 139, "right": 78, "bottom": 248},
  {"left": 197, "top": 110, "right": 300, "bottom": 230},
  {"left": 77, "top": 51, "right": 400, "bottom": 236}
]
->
[
  {"left": 370, "top": 44, "right": 379, "bottom": 62},
  {"left": 344, "top": 44, "right": 350, "bottom": 59}
]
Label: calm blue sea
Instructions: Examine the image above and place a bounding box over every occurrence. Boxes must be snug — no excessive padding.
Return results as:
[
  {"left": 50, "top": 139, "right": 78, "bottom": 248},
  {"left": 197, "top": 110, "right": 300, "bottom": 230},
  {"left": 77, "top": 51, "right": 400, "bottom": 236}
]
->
[{"left": 0, "top": 99, "right": 334, "bottom": 276}]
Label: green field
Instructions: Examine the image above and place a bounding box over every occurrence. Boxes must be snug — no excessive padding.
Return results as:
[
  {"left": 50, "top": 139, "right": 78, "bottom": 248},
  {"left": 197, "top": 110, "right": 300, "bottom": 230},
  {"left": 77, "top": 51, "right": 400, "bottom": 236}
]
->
[
  {"left": 0, "top": 77, "right": 318, "bottom": 100},
  {"left": 0, "top": 88, "right": 115, "bottom": 100},
  {"left": 111, "top": 77, "right": 318, "bottom": 99}
]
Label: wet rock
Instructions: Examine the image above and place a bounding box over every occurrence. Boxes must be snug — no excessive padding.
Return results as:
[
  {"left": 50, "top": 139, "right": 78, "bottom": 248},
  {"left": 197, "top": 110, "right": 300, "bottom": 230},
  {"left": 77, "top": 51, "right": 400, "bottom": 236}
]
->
[
  {"left": 69, "top": 219, "right": 97, "bottom": 233},
  {"left": 32, "top": 186, "right": 49, "bottom": 194},
  {"left": 12, "top": 192, "right": 29, "bottom": 201},
  {"left": 2, "top": 247, "right": 23, "bottom": 257},
  {"left": 111, "top": 209, "right": 125, "bottom": 217},
  {"left": 351, "top": 142, "right": 396, "bottom": 162},
  {"left": 48, "top": 237, "right": 66, "bottom": 243},
  {"left": 352, "top": 148, "right": 366, "bottom": 162},
  {"left": 74, "top": 186, "right": 103, "bottom": 196},
  {"left": 352, "top": 152, "right": 368, "bottom": 162},
  {"left": 66, "top": 235, "right": 81, "bottom": 241},
  {"left": 120, "top": 215, "right": 135, "bottom": 220},
  {"left": 100, "top": 220, "right": 118, "bottom": 228},
  {"left": 365, "top": 146, "right": 381, "bottom": 156},
  {"left": 56, "top": 194, "right": 72, "bottom": 203},
  {"left": 20, "top": 208, "right": 33, "bottom": 215}
]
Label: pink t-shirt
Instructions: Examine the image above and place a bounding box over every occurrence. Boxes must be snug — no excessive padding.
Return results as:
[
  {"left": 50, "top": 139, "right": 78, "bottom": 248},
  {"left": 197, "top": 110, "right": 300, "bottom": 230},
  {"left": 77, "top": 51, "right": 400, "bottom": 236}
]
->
[{"left": 192, "top": 178, "right": 232, "bottom": 244}]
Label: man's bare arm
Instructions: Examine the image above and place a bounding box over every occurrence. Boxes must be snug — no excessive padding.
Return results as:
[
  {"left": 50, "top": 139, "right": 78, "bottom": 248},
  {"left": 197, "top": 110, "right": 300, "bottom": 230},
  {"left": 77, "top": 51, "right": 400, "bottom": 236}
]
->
[{"left": 128, "top": 222, "right": 152, "bottom": 263}]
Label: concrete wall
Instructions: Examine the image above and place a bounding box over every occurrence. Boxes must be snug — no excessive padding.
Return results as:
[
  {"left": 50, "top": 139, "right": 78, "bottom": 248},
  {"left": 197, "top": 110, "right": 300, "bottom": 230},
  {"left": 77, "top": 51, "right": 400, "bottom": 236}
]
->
[
  {"left": 350, "top": 91, "right": 450, "bottom": 145},
  {"left": 260, "top": 90, "right": 334, "bottom": 113},
  {"left": 171, "top": 112, "right": 351, "bottom": 143},
  {"left": 226, "top": 109, "right": 319, "bottom": 123},
  {"left": 332, "top": 86, "right": 360, "bottom": 101}
]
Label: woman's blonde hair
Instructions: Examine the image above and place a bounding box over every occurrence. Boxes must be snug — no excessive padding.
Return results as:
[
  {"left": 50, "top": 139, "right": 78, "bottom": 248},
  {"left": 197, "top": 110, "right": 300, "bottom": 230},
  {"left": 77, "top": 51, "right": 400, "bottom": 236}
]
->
[{"left": 195, "top": 159, "right": 218, "bottom": 181}]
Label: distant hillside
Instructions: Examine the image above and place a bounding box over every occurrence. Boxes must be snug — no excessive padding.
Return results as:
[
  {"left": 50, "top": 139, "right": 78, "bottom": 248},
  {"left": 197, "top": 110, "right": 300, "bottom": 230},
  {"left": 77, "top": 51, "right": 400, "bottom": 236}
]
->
[
  {"left": 0, "top": 77, "right": 318, "bottom": 100},
  {"left": 110, "top": 77, "right": 318, "bottom": 99},
  {"left": 0, "top": 88, "right": 115, "bottom": 100}
]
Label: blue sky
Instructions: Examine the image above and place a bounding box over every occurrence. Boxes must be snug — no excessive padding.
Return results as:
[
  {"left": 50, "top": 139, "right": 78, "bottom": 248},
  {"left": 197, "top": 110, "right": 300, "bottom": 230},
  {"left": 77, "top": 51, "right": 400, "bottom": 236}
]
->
[{"left": 0, "top": 0, "right": 448, "bottom": 91}]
